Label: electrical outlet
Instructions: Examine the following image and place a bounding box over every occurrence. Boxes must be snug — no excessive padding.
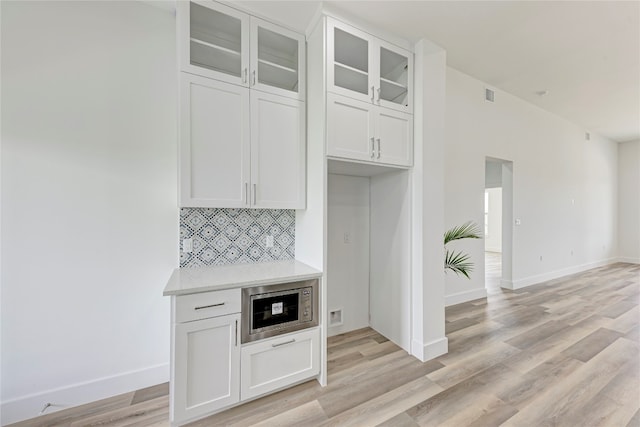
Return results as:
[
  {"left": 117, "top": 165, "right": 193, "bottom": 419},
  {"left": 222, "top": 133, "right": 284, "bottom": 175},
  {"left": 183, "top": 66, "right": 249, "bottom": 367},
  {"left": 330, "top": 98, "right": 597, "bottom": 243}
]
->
[
  {"left": 182, "top": 238, "right": 193, "bottom": 253},
  {"left": 515, "top": 219, "right": 522, "bottom": 226},
  {"left": 266, "top": 235, "right": 274, "bottom": 248},
  {"left": 344, "top": 232, "right": 351, "bottom": 244}
]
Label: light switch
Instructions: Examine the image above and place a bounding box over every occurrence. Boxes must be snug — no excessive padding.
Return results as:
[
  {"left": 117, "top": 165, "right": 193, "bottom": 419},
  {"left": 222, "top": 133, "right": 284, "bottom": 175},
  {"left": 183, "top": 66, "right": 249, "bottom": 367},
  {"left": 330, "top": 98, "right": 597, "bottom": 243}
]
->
[{"left": 515, "top": 219, "right": 522, "bottom": 226}]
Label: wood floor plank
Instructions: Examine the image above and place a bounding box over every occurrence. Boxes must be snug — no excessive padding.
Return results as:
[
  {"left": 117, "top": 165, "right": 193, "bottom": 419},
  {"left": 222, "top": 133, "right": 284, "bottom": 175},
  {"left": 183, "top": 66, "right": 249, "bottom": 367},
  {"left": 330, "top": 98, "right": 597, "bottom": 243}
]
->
[
  {"left": 560, "top": 327, "right": 624, "bottom": 362},
  {"left": 249, "top": 400, "right": 328, "bottom": 427},
  {"left": 501, "top": 337, "right": 638, "bottom": 427},
  {"left": 319, "top": 376, "right": 442, "bottom": 427}
]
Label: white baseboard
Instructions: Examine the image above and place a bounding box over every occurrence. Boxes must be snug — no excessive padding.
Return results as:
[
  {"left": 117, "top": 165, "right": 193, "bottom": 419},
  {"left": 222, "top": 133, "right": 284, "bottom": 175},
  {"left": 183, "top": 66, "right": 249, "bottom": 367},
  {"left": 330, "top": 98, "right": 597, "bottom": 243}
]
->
[
  {"left": 411, "top": 337, "right": 448, "bottom": 362},
  {"left": 445, "top": 288, "right": 488, "bottom": 306},
  {"left": 616, "top": 257, "right": 640, "bottom": 264},
  {"left": 510, "top": 258, "right": 619, "bottom": 290},
  {"left": 1, "top": 363, "right": 169, "bottom": 425},
  {"left": 500, "top": 279, "right": 514, "bottom": 290}
]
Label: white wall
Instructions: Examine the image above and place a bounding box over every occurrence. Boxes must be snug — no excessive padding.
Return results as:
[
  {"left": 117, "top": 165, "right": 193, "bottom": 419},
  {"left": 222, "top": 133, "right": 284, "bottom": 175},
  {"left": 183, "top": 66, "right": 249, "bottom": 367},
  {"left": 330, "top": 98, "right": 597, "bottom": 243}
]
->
[
  {"left": 1, "top": 2, "right": 177, "bottom": 423},
  {"left": 618, "top": 140, "right": 640, "bottom": 263},
  {"left": 370, "top": 170, "right": 411, "bottom": 351},
  {"left": 485, "top": 188, "right": 502, "bottom": 252},
  {"left": 411, "top": 40, "right": 448, "bottom": 360},
  {"left": 445, "top": 67, "right": 619, "bottom": 300},
  {"left": 327, "top": 174, "right": 370, "bottom": 336}
]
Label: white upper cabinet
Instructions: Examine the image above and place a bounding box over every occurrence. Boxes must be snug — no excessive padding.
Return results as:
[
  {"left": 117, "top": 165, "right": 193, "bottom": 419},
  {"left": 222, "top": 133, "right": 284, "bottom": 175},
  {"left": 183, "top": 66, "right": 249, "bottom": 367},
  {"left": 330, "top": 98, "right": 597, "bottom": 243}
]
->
[
  {"left": 327, "top": 92, "right": 412, "bottom": 167},
  {"left": 177, "top": 1, "right": 306, "bottom": 209},
  {"left": 327, "top": 18, "right": 412, "bottom": 113},
  {"left": 179, "top": 1, "right": 304, "bottom": 100},
  {"left": 180, "top": 73, "right": 305, "bottom": 209}
]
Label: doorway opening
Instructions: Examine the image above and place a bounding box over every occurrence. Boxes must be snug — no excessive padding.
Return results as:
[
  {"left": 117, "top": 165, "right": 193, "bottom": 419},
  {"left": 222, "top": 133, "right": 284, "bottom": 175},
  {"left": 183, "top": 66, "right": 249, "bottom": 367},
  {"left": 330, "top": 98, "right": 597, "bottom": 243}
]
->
[{"left": 484, "top": 157, "right": 513, "bottom": 291}]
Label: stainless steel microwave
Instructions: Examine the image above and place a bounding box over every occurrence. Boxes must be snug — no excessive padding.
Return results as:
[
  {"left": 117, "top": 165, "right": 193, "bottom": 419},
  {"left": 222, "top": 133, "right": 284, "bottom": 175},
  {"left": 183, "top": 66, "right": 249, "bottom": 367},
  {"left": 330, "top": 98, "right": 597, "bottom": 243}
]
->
[{"left": 241, "top": 279, "right": 318, "bottom": 344}]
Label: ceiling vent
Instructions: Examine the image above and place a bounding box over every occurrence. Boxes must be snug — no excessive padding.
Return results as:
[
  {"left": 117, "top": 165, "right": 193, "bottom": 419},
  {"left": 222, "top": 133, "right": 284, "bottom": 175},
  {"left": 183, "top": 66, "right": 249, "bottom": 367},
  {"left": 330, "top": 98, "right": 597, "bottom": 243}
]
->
[
  {"left": 585, "top": 132, "right": 591, "bottom": 141},
  {"left": 485, "top": 88, "right": 495, "bottom": 102}
]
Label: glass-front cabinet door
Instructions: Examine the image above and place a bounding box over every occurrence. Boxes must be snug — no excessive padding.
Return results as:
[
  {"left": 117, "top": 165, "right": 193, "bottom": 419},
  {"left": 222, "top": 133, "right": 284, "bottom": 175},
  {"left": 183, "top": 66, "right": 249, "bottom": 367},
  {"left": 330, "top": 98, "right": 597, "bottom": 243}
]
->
[
  {"left": 377, "top": 40, "right": 412, "bottom": 113},
  {"left": 251, "top": 18, "right": 305, "bottom": 100},
  {"left": 327, "top": 17, "right": 413, "bottom": 113},
  {"left": 180, "top": 1, "right": 250, "bottom": 86},
  {"left": 179, "top": 2, "right": 304, "bottom": 100},
  {"left": 327, "top": 18, "right": 375, "bottom": 105}
]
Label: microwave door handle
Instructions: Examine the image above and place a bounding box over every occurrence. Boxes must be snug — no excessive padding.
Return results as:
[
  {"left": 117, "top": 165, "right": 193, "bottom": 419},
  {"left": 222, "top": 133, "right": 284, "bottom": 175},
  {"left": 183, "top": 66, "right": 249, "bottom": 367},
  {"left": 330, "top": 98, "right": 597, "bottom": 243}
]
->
[{"left": 271, "top": 338, "right": 296, "bottom": 348}]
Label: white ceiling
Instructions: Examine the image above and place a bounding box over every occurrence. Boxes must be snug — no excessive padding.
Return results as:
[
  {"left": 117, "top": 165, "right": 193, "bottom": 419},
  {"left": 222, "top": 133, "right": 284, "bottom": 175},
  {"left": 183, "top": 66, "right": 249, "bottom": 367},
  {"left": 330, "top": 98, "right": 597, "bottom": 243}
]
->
[{"left": 236, "top": 0, "right": 640, "bottom": 143}]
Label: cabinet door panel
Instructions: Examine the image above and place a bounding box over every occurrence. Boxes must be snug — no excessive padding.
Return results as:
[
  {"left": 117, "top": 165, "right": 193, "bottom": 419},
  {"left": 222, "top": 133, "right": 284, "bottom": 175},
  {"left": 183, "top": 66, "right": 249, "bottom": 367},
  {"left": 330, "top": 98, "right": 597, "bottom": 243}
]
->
[
  {"left": 179, "top": 1, "right": 250, "bottom": 86},
  {"left": 327, "top": 93, "right": 375, "bottom": 162},
  {"left": 376, "top": 39, "right": 413, "bottom": 113},
  {"left": 251, "top": 91, "right": 305, "bottom": 209},
  {"left": 376, "top": 109, "right": 413, "bottom": 167},
  {"left": 251, "top": 18, "right": 305, "bottom": 101},
  {"left": 173, "top": 314, "right": 240, "bottom": 424},
  {"left": 326, "top": 18, "right": 375, "bottom": 104},
  {"left": 241, "top": 328, "right": 319, "bottom": 400},
  {"left": 180, "top": 74, "right": 250, "bottom": 207}
]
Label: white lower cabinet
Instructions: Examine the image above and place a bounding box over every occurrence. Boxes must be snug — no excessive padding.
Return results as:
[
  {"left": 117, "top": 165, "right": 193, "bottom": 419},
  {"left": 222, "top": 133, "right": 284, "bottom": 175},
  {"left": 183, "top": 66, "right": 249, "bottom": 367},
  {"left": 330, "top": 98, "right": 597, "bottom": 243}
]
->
[
  {"left": 171, "top": 288, "right": 320, "bottom": 426},
  {"left": 173, "top": 313, "right": 240, "bottom": 424},
  {"left": 241, "top": 328, "right": 320, "bottom": 400}
]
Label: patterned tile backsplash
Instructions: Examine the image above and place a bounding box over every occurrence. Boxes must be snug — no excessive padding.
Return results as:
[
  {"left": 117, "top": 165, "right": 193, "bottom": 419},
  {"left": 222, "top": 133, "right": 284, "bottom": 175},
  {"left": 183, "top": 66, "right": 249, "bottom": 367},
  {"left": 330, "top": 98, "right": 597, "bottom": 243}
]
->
[{"left": 180, "top": 208, "right": 295, "bottom": 268}]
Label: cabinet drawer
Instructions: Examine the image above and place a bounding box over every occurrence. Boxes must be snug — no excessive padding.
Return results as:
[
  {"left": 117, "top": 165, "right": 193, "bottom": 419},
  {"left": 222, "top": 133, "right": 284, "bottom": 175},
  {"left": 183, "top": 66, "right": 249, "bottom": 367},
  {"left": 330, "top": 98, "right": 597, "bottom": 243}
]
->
[
  {"left": 241, "top": 327, "right": 320, "bottom": 400},
  {"left": 176, "top": 288, "right": 241, "bottom": 323}
]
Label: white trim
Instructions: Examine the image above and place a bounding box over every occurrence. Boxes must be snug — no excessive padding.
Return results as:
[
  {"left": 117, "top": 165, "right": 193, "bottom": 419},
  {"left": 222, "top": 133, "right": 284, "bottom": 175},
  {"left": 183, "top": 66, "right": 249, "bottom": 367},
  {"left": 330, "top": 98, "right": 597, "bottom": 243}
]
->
[
  {"left": 485, "top": 246, "right": 502, "bottom": 253},
  {"left": 616, "top": 257, "right": 640, "bottom": 264},
  {"left": 1, "top": 363, "right": 169, "bottom": 425},
  {"left": 500, "top": 279, "right": 514, "bottom": 289},
  {"left": 508, "top": 258, "right": 619, "bottom": 290},
  {"left": 411, "top": 337, "right": 448, "bottom": 362},
  {"left": 445, "top": 288, "right": 487, "bottom": 307}
]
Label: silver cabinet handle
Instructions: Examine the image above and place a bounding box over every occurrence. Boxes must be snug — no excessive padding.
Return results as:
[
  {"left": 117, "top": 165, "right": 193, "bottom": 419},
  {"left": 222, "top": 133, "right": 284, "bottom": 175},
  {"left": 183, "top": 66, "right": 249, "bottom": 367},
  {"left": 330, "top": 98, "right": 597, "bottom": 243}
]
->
[
  {"left": 370, "top": 137, "right": 375, "bottom": 158},
  {"left": 243, "top": 68, "right": 248, "bottom": 84},
  {"left": 377, "top": 138, "right": 381, "bottom": 159},
  {"left": 252, "top": 70, "right": 256, "bottom": 86},
  {"left": 377, "top": 87, "right": 381, "bottom": 103},
  {"left": 272, "top": 338, "right": 296, "bottom": 348},
  {"left": 245, "top": 182, "right": 249, "bottom": 206},
  {"left": 194, "top": 302, "right": 225, "bottom": 310},
  {"left": 371, "top": 86, "right": 375, "bottom": 103},
  {"left": 235, "top": 320, "right": 238, "bottom": 347},
  {"left": 253, "top": 183, "right": 257, "bottom": 205}
]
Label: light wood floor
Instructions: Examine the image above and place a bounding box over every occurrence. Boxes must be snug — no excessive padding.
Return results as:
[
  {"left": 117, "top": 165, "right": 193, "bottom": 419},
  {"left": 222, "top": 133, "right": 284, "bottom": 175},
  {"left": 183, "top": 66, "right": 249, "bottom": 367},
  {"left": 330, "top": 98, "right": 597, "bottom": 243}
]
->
[{"left": 11, "top": 262, "right": 639, "bottom": 427}]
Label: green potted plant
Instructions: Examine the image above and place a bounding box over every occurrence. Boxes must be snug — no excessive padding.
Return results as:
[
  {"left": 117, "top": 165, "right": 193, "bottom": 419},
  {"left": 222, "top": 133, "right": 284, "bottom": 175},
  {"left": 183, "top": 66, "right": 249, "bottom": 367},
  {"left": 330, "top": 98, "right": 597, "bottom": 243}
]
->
[{"left": 444, "top": 221, "right": 482, "bottom": 279}]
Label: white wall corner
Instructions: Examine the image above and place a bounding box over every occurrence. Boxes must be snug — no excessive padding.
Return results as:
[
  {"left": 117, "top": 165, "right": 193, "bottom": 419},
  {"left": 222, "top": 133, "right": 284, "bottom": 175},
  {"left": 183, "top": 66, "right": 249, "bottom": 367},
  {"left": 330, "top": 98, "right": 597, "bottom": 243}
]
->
[
  {"left": 445, "top": 287, "right": 488, "bottom": 307},
  {"left": 412, "top": 337, "right": 448, "bottom": 362},
  {"left": 1, "top": 364, "right": 169, "bottom": 425}
]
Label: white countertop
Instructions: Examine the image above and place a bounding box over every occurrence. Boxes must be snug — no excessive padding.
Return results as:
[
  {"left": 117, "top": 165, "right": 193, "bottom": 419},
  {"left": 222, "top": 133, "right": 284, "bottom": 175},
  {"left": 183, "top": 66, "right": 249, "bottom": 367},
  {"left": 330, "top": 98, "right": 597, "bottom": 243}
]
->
[{"left": 163, "top": 260, "right": 322, "bottom": 296}]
